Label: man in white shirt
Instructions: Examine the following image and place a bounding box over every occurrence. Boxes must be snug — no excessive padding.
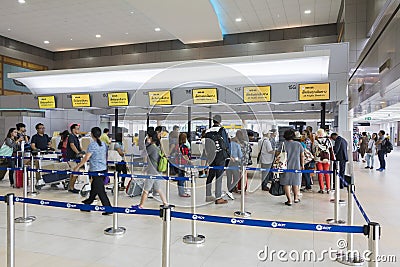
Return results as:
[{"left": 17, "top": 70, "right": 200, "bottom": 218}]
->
[{"left": 259, "top": 131, "right": 275, "bottom": 191}]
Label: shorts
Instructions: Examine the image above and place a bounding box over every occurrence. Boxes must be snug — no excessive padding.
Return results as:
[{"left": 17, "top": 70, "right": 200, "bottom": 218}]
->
[{"left": 143, "top": 178, "right": 161, "bottom": 192}]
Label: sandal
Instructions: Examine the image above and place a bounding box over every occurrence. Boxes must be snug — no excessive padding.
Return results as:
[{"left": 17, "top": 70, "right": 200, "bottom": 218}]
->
[
  {"left": 284, "top": 201, "right": 292, "bottom": 206},
  {"left": 294, "top": 199, "right": 301, "bottom": 203}
]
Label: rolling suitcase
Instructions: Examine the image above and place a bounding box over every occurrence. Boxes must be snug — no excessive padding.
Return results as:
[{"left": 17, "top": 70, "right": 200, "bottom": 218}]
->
[
  {"left": 0, "top": 158, "right": 8, "bottom": 181},
  {"left": 42, "top": 172, "right": 70, "bottom": 184},
  {"left": 126, "top": 179, "right": 144, "bottom": 197},
  {"left": 15, "top": 169, "right": 23, "bottom": 188}
]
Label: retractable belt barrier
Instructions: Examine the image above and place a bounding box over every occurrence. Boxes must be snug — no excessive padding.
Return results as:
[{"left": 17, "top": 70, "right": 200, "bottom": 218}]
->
[
  {"left": 25, "top": 167, "right": 190, "bottom": 182},
  {"left": 339, "top": 175, "right": 371, "bottom": 224},
  {"left": 2, "top": 195, "right": 365, "bottom": 234}
]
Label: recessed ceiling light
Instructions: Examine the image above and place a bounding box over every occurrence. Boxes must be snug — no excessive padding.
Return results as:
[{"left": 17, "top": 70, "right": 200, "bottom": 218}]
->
[
  {"left": 277, "top": 14, "right": 280, "bottom": 18},
  {"left": 154, "top": 27, "right": 161, "bottom": 32},
  {"left": 235, "top": 17, "right": 242, "bottom": 22},
  {"left": 304, "top": 10, "right": 311, "bottom": 14},
  {"left": 43, "top": 40, "right": 50, "bottom": 44},
  {"left": 18, "top": 0, "right": 26, "bottom": 4},
  {"left": 130, "top": 11, "right": 134, "bottom": 14},
  {"left": 7, "top": 28, "right": 11, "bottom": 31},
  {"left": 95, "top": 34, "right": 101, "bottom": 38},
  {"left": 70, "top": 38, "right": 73, "bottom": 41},
  {"left": 125, "top": 32, "right": 129, "bottom": 35}
]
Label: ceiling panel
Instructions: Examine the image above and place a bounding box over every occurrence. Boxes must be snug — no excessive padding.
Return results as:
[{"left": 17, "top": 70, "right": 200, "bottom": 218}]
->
[{"left": 0, "top": 0, "right": 341, "bottom": 51}]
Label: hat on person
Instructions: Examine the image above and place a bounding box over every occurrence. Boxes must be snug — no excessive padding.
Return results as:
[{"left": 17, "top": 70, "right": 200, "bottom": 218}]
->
[
  {"left": 213, "top": 114, "right": 222, "bottom": 123},
  {"left": 294, "top": 131, "right": 302, "bottom": 140}
]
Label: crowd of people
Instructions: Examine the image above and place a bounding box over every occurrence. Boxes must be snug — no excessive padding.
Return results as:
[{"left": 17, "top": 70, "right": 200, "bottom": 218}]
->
[
  {"left": 0, "top": 119, "right": 394, "bottom": 211},
  {"left": 353, "top": 130, "right": 392, "bottom": 171}
]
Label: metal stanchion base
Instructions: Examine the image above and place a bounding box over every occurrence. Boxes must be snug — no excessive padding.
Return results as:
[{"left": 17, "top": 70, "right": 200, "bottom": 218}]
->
[
  {"left": 15, "top": 216, "right": 36, "bottom": 223},
  {"left": 326, "top": 218, "right": 346, "bottom": 225},
  {"left": 183, "top": 234, "right": 205, "bottom": 244},
  {"left": 234, "top": 211, "right": 251, "bottom": 218},
  {"left": 104, "top": 226, "right": 126, "bottom": 236},
  {"left": 336, "top": 253, "right": 364, "bottom": 266}
]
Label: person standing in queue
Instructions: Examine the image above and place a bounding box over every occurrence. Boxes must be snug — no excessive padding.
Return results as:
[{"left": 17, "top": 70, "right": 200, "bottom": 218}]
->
[
  {"left": 132, "top": 130, "right": 168, "bottom": 209},
  {"left": 114, "top": 132, "right": 128, "bottom": 191},
  {"left": 67, "top": 124, "right": 83, "bottom": 194},
  {"left": 30, "top": 123, "right": 52, "bottom": 182},
  {"left": 0, "top": 128, "right": 24, "bottom": 187},
  {"left": 100, "top": 128, "right": 111, "bottom": 146},
  {"left": 74, "top": 127, "right": 112, "bottom": 215},
  {"left": 330, "top": 133, "right": 348, "bottom": 188},
  {"left": 279, "top": 129, "right": 304, "bottom": 206},
  {"left": 204, "top": 115, "right": 230, "bottom": 204}
]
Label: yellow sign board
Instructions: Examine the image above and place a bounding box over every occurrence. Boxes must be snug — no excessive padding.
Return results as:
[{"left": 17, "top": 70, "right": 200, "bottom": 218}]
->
[
  {"left": 243, "top": 86, "right": 271, "bottom": 103},
  {"left": 38, "top": 96, "right": 56, "bottom": 109},
  {"left": 108, "top": 92, "right": 129, "bottom": 107},
  {"left": 299, "top": 83, "right": 330, "bottom": 101},
  {"left": 148, "top": 91, "right": 172, "bottom": 106},
  {"left": 192, "top": 88, "right": 218, "bottom": 104},
  {"left": 71, "top": 94, "right": 91, "bottom": 107}
]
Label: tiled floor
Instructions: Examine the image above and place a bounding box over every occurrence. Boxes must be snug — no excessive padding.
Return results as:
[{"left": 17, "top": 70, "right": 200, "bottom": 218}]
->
[{"left": 0, "top": 149, "right": 398, "bottom": 266}]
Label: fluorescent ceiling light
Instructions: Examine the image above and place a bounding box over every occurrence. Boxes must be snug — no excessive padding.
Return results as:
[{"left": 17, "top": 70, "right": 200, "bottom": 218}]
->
[
  {"left": 9, "top": 50, "right": 330, "bottom": 94},
  {"left": 235, "top": 18, "right": 242, "bottom": 22},
  {"left": 154, "top": 27, "right": 161, "bottom": 32},
  {"left": 18, "top": 0, "right": 26, "bottom": 4},
  {"left": 304, "top": 10, "right": 311, "bottom": 14},
  {"left": 95, "top": 34, "right": 101, "bottom": 38}
]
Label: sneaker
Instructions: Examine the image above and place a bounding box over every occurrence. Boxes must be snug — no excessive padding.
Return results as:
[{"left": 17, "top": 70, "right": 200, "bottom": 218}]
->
[
  {"left": 365, "top": 166, "right": 370, "bottom": 169},
  {"left": 376, "top": 168, "right": 383, "bottom": 171},
  {"left": 148, "top": 192, "right": 154, "bottom": 198},
  {"left": 68, "top": 188, "right": 80, "bottom": 194},
  {"left": 370, "top": 167, "right": 373, "bottom": 169},
  {"left": 205, "top": 196, "right": 216, "bottom": 202},
  {"left": 226, "top": 191, "right": 235, "bottom": 200},
  {"left": 215, "top": 198, "right": 228, "bottom": 204},
  {"left": 318, "top": 190, "right": 324, "bottom": 194}
]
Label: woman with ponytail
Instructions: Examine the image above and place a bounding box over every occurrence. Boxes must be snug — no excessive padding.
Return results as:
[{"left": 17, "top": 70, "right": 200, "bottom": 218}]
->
[{"left": 74, "top": 127, "right": 112, "bottom": 215}]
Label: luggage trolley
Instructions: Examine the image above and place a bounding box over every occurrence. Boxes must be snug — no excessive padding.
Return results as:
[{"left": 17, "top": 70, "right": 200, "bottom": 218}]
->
[{"left": 33, "top": 149, "right": 71, "bottom": 190}]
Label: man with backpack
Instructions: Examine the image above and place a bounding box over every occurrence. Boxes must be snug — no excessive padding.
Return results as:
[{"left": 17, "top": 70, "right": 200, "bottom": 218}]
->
[
  {"left": 376, "top": 130, "right": 392, "bottom": 171},
  {"left": 204, "top": 115, "right": 230, "bottom": 204}
]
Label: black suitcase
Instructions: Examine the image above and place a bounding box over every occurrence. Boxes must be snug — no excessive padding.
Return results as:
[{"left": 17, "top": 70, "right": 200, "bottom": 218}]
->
[
  {"left": 42, "top": 172, "right": 70, "bottom": 184},
  {"left": 0, "top": 158, "right": 8, "bottom": 181}
]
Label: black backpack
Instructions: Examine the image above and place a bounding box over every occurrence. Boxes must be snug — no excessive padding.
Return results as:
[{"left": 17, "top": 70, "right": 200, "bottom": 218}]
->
[
  {"left": 204, "top": 127, "right": 230, "bottom": 165},
  {"left": 382, "top": 139, "right": 393, "bottom": 154}
]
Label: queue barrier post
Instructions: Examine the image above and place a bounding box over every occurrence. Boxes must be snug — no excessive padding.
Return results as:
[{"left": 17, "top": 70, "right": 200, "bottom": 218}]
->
[
  {"left": 6, "top": 193, "right": 15, "bottom": 267},
  {"left": 183, "top": 170, "right": 205, "bottom": 244},
  {"left": 28, "top": 154, "right": 38, "bottom": 196},
  {"left": 234, "top": 163, "right": 251, "bottom": 218},
  {"left": 327, "top": 161, "right": 345, "bottom": 225},
  {"left": 104, "top": 172, "right": 126, "bottom": 236},
  {"left": 329, "top": 160, "right": 346, "bottom": 205},
  {"left": 15, "top": 166, "right": 36, "bottom": 223},
  {"left": 161, "top": 204, "right": 174, "bottom": 267},
  {"left": 366, "top": 222, "right": 380, "bottom": 267},
  {"left": 166, "top": 163, "right": 170, "bottom": 204},
  {"left": 337, "top": 182, "right": 364, "bottom": 266}
]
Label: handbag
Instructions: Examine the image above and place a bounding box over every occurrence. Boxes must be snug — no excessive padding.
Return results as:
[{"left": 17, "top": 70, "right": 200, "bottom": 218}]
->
[
  {"left": 0, "top": 141, "right": 13, "bottom": 157},
  {"left": 257, "top": 139, "right": 265, "bottom": 164},
  {"left": 303, "top": 148, "right": 314, "bottom": 164},
  {"left": 269, "top": 175, "right": 285, "bottom": 196},
  {"left": 273, "top": 142, "right": 287, "bottom": 170}
]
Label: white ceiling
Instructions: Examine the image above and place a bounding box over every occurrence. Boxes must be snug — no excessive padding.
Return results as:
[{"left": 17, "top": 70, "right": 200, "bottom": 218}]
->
[
  {"left": 0, "top": 0, "right": 341, "bottom": 52},
  {"left": 210, "top": 0, "right": 341, "bottom": 34}
]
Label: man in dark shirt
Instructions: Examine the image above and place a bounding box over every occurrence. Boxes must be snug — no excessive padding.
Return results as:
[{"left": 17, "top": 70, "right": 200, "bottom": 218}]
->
[
  {"left": 331, "top": 133, "right": 348, "bottom": 188},
  {"left": 30, "top": 123, "right": 51, "bottom": 181},
  {"left": 66, "top": 124, "right": 83, "bottom": 193}
]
